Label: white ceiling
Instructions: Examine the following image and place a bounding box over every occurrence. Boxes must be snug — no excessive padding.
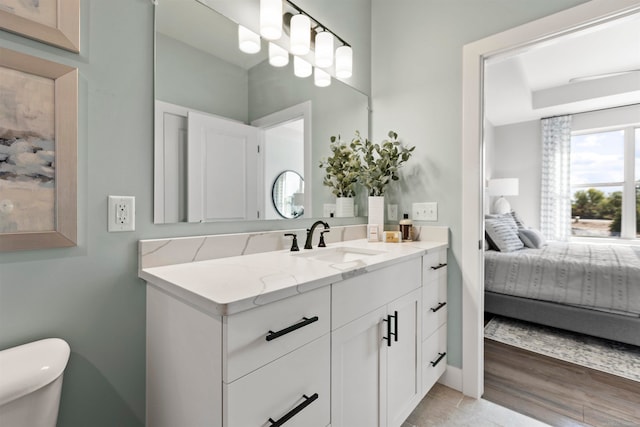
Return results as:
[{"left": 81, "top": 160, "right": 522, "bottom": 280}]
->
[{"left": 484, "top": 12, "right": 640, "bottom": 126}]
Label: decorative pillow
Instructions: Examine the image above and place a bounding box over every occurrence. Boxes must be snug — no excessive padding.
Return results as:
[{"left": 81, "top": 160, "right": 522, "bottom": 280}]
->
[
  {"left": 485, "top": 213, "right": 519, "bottom": 232},
  {"left": 485, "top": 218, "right": 524, "bottom": 252},
  {"left": 510, "top": 210, "right": 526, "bottom": 229},
  {"left": 519, "top": 228, "right": 546, "bottom": 249}
]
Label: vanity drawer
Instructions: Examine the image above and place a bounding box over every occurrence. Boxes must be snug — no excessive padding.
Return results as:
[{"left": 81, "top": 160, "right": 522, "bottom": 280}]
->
[
  {"left": 422, "top": 324, "right": 447, "bottom": 395},
  {"left": 423, "top": 249, "right": 447, "bottom": 284},
  {"left": 422, "top": 271, "right": 447, "bottom": 338},
  {"left": 224, "top": 334, "right": 330, "bottom": 427},
  {"left": 332, "top": 258, "right": 421, "bottom": 330},
  {"left": 223, "top": 286, "right": 330, "bottom": 382}
]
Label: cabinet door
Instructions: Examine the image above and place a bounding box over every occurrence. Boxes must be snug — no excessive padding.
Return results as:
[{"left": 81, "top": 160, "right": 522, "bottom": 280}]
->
[
  {"left": 331, "top": 306, "right": 387, "bottom": 427},
  {"left": 386, "top": 288, "right": 422, "bottom": 427}
]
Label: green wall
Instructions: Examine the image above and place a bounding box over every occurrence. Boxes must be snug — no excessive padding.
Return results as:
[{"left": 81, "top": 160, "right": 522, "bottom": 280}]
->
[{"left": 0, "top": 0, "right": 589, "bottom": 425}]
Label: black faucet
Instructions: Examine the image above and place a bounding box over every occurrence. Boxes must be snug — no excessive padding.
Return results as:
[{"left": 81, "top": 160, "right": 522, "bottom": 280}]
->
[{"left": 304, "top": 221, "right": 330, "bottom": 249}]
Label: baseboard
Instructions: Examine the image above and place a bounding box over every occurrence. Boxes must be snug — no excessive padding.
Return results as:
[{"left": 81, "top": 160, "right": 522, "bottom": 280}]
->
[{"left": 438, "top": 364, "right": 462, "bottom": 392}]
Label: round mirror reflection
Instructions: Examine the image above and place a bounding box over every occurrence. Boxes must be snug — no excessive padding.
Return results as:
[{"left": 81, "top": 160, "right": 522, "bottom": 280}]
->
[{"left": 272, "top": 171, "right": 304, "bottom": 219}]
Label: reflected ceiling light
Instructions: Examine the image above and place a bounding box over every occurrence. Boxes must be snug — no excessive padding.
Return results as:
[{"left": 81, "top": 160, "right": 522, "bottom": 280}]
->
[
  {"left": 315, "top": 31, "right": 334, "bottom": 68},
  {"left": 335, "top": 45, "right": 353, "bottom": 78},
  {"left": 269, "top": 42, "right": 289, "bottom": 67},
  {"left": 260, "top": 0, "right": 282, "bottom": 40},
  {"left": 294, "top": 56, "right": 312, "bottom": 78},
  {"left": 290, "top": 14, "right": 311, "bottom": 55},
  {"left": 238, "top": 25, "right": 261, "bottom": 54},
  {"left": 314, "top": 67, "right": 331, "bottom": 87}
]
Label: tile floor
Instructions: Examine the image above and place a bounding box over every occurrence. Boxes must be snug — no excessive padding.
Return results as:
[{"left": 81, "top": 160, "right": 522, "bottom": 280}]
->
[{"left": 403, "top": 383, "right": 550, "bottom": 427}]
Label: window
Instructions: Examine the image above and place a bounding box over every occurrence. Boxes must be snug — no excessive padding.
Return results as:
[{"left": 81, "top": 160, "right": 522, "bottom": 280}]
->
[{"left": 570, "top": 127, "right": 639, "bottom": 239}]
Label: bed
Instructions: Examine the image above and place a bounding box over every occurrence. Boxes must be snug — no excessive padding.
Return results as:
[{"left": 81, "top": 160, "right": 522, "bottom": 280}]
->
[{"left": 484, "top": 242, "right": 640, "bottom": 347}]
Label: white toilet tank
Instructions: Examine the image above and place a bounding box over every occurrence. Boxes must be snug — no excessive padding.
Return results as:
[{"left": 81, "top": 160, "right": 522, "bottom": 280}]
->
[{"left": 0, "top": 338, "right": 70, "bottom": 427}]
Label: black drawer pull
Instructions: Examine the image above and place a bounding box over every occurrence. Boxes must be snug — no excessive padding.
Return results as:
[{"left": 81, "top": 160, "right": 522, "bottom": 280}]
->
[
  {"left": 430, "top": 352, "right": 447, "bottom": 367},
  {"left": 268, "top": 393, "right": 318, "bottom": 426},
  {"left": 382, "top": 311, "right": 398, "bottom": 347},
  {"left": 266, "top": 316, "right": 319, "bottom": 342},
  {"left": 430, "top": 302, "right": 447, "bottom": 313},
  {"left": 430, "top": 263, "right": 447, "bottom": 270}
]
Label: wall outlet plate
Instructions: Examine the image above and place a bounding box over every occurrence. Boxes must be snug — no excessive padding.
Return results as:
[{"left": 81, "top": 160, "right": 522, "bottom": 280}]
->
[
  {"left": 108, "top": 196, "right": 135, "bottom": 232},
  {"left": 413, "top": 202, "right": 438, "bottom": 221},
  {"left": 387, "top": 204, "right": 398, "bottom": 221},
  {"left": 323, "top": 203, "right": 336, "bottom": 218}
]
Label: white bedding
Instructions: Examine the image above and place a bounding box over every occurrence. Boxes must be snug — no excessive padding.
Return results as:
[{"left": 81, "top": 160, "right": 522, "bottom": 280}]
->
[{"left": 484, "top": 242, "right": 640, "bottom": 317}]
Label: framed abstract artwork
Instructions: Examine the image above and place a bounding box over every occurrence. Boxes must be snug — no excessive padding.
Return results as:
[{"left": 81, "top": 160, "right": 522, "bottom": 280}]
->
[
  {"left": 0, "top": 0, "right": 80, "bottom": 53},
  {"left": 0, "top": 47, "right": 78, "bottom": 251}
]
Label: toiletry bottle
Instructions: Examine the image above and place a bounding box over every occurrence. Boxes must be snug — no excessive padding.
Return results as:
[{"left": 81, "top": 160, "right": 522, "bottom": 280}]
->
[{"left": 400, "top": 214, "right": 413, "bottom": 241}]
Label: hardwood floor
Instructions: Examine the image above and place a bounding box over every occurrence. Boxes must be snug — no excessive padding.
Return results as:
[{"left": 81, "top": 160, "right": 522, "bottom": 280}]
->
[{"left": 484, "top": 338, "right": 640, "bottom": 427}]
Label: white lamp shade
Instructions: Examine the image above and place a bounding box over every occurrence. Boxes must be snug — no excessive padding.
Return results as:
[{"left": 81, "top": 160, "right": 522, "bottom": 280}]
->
[
  {"left": 290, "top": 14, "right": 311, "bottom": 55},
  {"left": 294, "top": 56, "right": 312, "bottom": 78},
  {"left": 238, "top": 25, "right": 261, "bottom": 54},
  {"left": 315, "top": 31, "right": 334, "bottom": 68},
  {"left": 260, "top": 0, "right": 282, "bottom": 40},
  {"left": 314, "top": 67, "right": 331, "bottom": 87},
  {"left": 269, "top": 42, "right": 289, "bottom": 67},
  {"left": 487, "top": 178, "right": 519, "bottom": 196},
  {"left": 335, "top": 45, "right": 353, "bottom": 78}
]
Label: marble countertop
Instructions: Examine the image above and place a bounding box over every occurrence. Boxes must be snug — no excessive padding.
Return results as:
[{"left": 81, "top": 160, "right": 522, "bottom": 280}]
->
[{"left": 140, "top": 238, "right": 448, "bottom": 316}]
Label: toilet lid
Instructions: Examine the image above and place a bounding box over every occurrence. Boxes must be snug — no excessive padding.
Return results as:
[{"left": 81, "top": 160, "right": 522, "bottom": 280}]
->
[{"left": 0, "top": 338, "right": 70, "bottom": 406}]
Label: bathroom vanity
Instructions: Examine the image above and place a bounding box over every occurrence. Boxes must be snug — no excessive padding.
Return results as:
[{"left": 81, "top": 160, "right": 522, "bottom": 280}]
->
[{"left": 139, "top": 229, "right": 448, "bottom": 427}]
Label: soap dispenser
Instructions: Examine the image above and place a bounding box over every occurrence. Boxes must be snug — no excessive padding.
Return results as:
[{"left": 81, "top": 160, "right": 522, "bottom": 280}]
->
[{"left": 400, "top": 214, "right": 413, "bottom": 241}]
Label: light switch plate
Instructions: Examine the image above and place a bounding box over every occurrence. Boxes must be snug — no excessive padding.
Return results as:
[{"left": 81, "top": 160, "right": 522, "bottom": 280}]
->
[
  {"left": 413, "top": 202, "right": 438, "bottom": 221},
  {"left": 108, "top": 195, "right": 135, "bottom": 232}
]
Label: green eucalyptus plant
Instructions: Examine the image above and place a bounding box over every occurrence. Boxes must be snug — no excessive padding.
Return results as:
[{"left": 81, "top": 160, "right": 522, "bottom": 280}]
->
[
  {"left": 319, "top": 134, "right": 361, "bottom": 197},
  {"left": 353, "top": 130, "right": 415, "bottom": 196}
]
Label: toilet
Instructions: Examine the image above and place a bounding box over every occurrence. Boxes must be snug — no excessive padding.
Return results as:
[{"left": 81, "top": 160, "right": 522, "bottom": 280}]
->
[{"left": 0, "top": 338, "right": 70, "bottom": 427}]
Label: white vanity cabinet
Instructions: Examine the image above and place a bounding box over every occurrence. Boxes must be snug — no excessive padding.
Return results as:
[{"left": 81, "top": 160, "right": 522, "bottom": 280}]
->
[
  {"left": 421, "top": 248, "right": 448, "bottom": 395},
  {"left": 146, "top": 285, "right": 330, "bottom": 427},
  {"left": 331, "top": 258, "right": 423, "bottom": 427}
]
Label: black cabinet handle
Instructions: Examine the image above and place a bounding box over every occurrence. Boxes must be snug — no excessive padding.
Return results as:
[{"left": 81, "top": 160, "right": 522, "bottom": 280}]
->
[
  {"left": 430, "top": 302, "right": 447, "bottom": 313},
  {"left": 382, "top": 311, "right": 398, "bottom": 347},
  {"left": 430, "top": 352, "right": 447, "bottom": 367},
  {"left": 266, "top": 316, "right": 319, "bottom": 342},
  {"left": 268, "top": 393, "right": 318, "bottom": 426},
  {"left": 430, "top": 263, "right": 447, "bottom": 270}
]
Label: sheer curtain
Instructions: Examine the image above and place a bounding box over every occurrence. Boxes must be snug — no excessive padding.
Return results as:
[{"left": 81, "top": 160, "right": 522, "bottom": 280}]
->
[{"left": 540, "top": 115, "right": 572, "bottom": 241}]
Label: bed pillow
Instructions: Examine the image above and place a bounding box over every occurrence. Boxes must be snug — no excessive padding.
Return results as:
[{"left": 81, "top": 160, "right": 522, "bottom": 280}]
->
[
  {"left": 510, "top": 210, "right": 526, "bottom": 229},
  {"left": 485, "top": 213, "right": 518, "bottom": 231},
  {"left": 519, "top": 228, "right": 546, "bottom": 249},
  {"left": 485, "top": 218, "right": 524, "bottom": 252}
]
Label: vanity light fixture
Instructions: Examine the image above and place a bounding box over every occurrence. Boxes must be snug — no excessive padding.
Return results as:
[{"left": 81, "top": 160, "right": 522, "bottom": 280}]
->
[
  {"left": 260, "top": 0, "right": 283, "bottom": 40},
  {"left": 335, "top": 45, "right": 353, "bottom": 78},
  {"left": 269, "top": 42, "right": 289, "bottom": 67},
  {"left": 289, "top": 13, "right": 311, "bottom": 55},
  {"left": 314, "top": 67, "right": 331, "bottom": 87},
  {"left": 238, "top": 25, "right": 261, "bottom": 54},
  {"left": 294, "top": 56, "right": 312, "bottom": 78},
  {"left": 315, "top": 30, "right": 334, "bottom": 68}
]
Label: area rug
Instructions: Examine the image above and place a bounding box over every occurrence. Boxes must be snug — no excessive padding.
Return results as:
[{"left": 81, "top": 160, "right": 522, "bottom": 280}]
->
[{"left": 484, "top": 316, "right": 640, "bottom": 382}]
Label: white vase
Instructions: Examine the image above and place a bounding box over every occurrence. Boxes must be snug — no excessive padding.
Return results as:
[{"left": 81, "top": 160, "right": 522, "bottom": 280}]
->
[
  {"left": 368, "top": 196, "right": 384, "bottom": 241},
  {"left": 335, "top": 197, "right": 355, "bottom": 217}
]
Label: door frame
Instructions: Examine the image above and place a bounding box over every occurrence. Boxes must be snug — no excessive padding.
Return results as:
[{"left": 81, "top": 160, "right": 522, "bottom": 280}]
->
[{"left": 460, "top": 0, "right": 640, "bottom": 398}]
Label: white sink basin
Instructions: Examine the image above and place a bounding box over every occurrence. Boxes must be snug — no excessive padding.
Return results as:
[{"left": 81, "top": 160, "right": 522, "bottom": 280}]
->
[{"left": 293, "top": 246, "right": 386, "bottom": 263}]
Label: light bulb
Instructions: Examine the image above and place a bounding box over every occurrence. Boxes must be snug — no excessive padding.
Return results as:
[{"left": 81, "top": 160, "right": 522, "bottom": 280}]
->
[
  {"left": 260, "top": 0, "right": 282, "bottom": 40},
  {"left": 269, "top": 42, "right": 289, "bottom": 67},
  {"left": 314, "top": 31, "right": 334, "bottom": 68},
  {"left": 238, "top": 25, "right": 261, "bottom": 54},
  {"left": 290, "top": 14, "right": 311, "bottom": 55},
  {"left": 294, "top": 56, "right": 312, "bottom": 78},
  {"left": 335, "top": 45, "right": 353, "bottom": 78},
  {"left": 314, "top": 67, "right": 331, "bottom": 87}
]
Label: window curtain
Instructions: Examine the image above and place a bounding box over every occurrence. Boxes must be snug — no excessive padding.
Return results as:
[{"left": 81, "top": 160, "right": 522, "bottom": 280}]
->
[{"left": 540, "top": 115, "right": 572, "bottom": 241}]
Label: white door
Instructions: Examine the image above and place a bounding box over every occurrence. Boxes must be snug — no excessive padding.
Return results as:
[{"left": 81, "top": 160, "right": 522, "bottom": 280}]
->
[
  {"left": 386, "top": 289, "right": 422, "bottom": 427},
  {"left": 187, "top": 111, "right": 259, "bottom": 222},
  {"left": 331, "top": 306, "right": 387, "bottom": 427}
]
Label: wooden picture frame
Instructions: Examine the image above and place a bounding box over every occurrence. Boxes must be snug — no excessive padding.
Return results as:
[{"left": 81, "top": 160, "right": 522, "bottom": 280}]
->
[
  {"left": 0, "top": 0, "right": 80, "bottom": 53},
  {"left": 0, "top": 47, "right": 78, "bottom": 251}
]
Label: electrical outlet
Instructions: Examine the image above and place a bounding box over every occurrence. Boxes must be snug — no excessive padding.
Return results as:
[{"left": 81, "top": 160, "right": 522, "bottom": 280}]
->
[
  {"left": 108, "top": 196, "right": 135, "bottom": 232},
  {"left": 323, "top": 203, "right": 336, "bottom": 218},
  {"left": 387, "top": 204, "right": 398, "bottom": 221},
  {"left": 412, "top": 202, "right": 438, "bottom": 221}
]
